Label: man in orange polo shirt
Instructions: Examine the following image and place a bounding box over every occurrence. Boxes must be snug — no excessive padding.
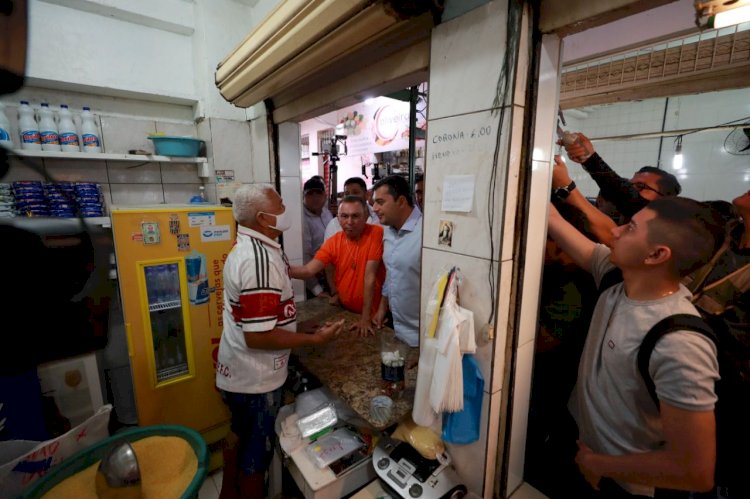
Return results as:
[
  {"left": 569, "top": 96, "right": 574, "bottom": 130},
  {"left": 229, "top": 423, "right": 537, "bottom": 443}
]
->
[{"left": 292, "top": 196, "right": 384, "bottom": 337}]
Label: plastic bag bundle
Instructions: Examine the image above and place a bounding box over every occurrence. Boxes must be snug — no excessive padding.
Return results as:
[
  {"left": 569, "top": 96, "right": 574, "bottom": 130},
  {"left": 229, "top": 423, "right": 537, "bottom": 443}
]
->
[
  {"left": 414, "top": 268, "right": 478, "bottom": 423},
  {"left": 429, "top": 299, "right": 474, "bottom": 412}
]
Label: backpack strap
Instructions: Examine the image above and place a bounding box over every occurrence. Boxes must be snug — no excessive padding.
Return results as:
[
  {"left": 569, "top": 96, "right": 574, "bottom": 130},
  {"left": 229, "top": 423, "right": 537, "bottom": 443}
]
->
[{"left": 637, "top": 314, "right": 718, "bottom": 409}]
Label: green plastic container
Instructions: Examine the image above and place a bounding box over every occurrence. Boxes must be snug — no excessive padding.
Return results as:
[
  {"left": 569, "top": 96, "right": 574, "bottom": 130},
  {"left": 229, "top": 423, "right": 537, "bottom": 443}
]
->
[{"left": 21, "top": 425, "right": 209, "bottom": 499}]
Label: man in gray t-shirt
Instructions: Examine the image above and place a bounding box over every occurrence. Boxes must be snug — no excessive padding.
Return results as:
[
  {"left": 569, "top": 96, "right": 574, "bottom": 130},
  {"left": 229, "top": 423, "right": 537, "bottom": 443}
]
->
[{"left": 547, "top": 197, "right": 724, "bottom": 497}]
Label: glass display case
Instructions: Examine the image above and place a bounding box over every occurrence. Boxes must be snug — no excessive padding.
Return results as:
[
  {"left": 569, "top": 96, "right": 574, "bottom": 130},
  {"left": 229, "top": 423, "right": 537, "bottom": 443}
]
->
[{"left": 140, "top": 261, "right": 193, "bottom": 386}]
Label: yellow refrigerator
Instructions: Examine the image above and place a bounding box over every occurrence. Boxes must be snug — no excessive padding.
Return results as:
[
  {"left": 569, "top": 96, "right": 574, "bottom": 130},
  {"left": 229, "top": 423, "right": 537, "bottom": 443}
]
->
[{"left": 111, "top": 205, "right": 235, "bottom": 466}]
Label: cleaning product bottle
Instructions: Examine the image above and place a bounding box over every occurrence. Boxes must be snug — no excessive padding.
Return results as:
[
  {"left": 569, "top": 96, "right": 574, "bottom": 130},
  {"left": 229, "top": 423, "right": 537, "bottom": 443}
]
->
[
  {"left": 0, "top": 103, "right": 13, "bottom": 148},
  {"left": 18, "top": 100, "right": 41, "bottom": 151},
  {"left": 39, "top": 103, "right": 61, "bottom": 151},
  {"left": 80, "top": 106, "right": 101, "bottom": 153},
  {"left": 57, "top": 105, "right": 80, "bottom": 152}
]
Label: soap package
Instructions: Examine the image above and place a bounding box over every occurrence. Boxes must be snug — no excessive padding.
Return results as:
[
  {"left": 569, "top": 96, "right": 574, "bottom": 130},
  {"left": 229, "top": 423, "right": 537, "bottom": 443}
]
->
[{"left": 305, "top": 428, "right": 364, "bottom": 468}]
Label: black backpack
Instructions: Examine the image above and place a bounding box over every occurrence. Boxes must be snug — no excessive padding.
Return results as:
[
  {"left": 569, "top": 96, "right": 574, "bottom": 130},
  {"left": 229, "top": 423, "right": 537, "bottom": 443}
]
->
[{"left": 599, "top": 269, "right": 748, "bottom": 496}]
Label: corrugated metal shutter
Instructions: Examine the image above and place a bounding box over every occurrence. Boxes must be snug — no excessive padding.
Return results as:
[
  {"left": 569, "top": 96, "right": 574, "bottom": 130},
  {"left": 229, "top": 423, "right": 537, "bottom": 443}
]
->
[{"left": 216, "top": 0, "right": 434, "bottom": 122}]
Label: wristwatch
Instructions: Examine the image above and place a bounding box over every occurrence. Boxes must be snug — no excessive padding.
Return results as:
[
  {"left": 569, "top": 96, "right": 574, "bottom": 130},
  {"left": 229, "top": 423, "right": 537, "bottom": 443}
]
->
[{"left": 553, "top": 180, "right": 576, "bottom": 200}]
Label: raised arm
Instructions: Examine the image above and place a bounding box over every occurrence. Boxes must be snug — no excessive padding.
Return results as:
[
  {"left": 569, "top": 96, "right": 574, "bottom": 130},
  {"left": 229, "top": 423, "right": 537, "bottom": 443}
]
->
[
  {"left": 563, "top": 133, "right": 648, "bottom": 219},
  {"left": 552, "top": 155, "right": 616, "bottom": 246},
  {"left": 547, "top": 203, "right": 596, "bottom": 273}
]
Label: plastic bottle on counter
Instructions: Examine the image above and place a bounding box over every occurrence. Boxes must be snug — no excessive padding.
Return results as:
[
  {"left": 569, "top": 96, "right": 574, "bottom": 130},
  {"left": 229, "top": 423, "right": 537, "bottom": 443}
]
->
[
  {"left": 57, "top": 105, "right": 80, "bottom": 152},
  {"left": 80, "top": 106, "right": 101, "bottom": 153},
  {"left": 18, "top": 100, "right": 41, "bottom": 151},
  {"left": 39, "top": 103, "right": 61, "bottom": 151},
  {"left": 0, "top": 103, "right": 13, "bottom": 148}
]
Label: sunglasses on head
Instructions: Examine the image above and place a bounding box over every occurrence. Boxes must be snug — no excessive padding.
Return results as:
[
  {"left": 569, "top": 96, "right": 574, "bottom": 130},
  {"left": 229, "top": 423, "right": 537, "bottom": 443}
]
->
[{"left": 632, "top": 182, "right": 664, "bottom": 196}]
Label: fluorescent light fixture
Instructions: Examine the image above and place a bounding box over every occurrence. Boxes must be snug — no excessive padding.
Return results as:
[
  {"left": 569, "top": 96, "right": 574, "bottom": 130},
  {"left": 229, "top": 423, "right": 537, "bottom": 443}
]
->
[
  {"left": 673, "top": 153, "right": 684, "bottom": 170},
  {"left": 696, "top": 1, "right": 750, "bottom": 29},
  {"left": 672, "top": 135, "right": 683, "bottom": 170},
  {"left": 712, "top": 4, "right": 750, "bottom": 28}
]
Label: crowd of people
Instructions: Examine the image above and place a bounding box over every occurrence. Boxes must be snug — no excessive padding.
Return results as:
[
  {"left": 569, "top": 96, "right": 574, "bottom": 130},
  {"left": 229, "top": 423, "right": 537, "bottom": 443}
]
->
[
  {"left": 212, "top": 133, "right": 748, "bottom": 499},
  {"left": 215, "top": 174, "right": 423, "bottom": 497},
  {"left": 529, "top": 132, "right": 749, "bottom": 499}
]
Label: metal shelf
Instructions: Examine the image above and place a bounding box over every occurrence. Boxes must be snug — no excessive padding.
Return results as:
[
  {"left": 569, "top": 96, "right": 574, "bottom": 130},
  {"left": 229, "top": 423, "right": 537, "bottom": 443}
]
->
[
  {"left": 10, "top": 149, "right": 207, "bottom": 163},
  {"left": 149, "top": 300, "right": 182, "bottom": 312}
]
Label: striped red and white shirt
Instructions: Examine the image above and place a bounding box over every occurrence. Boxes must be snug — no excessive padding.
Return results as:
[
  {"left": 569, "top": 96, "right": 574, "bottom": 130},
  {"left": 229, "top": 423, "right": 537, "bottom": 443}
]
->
[{"left": 216, "top": 225, "right": 297, "bottom": 394}]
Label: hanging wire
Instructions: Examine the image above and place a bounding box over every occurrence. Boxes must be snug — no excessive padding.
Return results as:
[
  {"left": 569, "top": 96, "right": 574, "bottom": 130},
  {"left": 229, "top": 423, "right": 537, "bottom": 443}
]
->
[{"left": 485, "top": 0, "right": 523, "bottom": 326}]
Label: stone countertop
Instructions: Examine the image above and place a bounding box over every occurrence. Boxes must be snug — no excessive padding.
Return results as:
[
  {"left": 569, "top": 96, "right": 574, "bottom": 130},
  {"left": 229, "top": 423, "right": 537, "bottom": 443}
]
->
[{"left": 294, "top": 297, "right": 418, "bottom": 430}]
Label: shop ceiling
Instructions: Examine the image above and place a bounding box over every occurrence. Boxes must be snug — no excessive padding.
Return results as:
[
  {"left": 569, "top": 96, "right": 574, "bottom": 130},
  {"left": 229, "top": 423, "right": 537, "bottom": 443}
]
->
[
  {"left": 216, "top": 0, "right": 747, "bottom": 120},
  {"left": 559, "top": 25, "right": 750, "bottom": 109},
  {"left": 545, "top": 0, "right": 750, "bottom": 108}
]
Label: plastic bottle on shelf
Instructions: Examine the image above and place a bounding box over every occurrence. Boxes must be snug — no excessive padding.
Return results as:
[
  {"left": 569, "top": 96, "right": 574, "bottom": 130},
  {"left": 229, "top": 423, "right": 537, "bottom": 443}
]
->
[
  {"left": 38, "top": 103, "right": 61, "bottom": 151},
  {"left": 167, "top": 264, "right": 181, "bottom": 302},
  {"left": 145, "top": 266, "right": 159, "bottom": 304},
  {"left": 199, "top": 185, "right": 207, "bottom": 202},
  {"left": 80, "top": 106, "right": 101, "bottom": 153},
  {"left": 18, "top": 100, "right": 41, "bottom": 151},
  {"left": 0, "top": 103, "right": 13, "bottom": 148},
  {"left": 57, "top": 105, "right": 80, "bottom": 152}
]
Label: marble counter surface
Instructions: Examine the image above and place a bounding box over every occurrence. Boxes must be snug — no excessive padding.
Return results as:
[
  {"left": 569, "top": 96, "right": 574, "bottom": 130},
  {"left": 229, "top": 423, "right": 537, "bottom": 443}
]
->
[{"left": 294, "top": 297, "right": 418, "bottom": 430}]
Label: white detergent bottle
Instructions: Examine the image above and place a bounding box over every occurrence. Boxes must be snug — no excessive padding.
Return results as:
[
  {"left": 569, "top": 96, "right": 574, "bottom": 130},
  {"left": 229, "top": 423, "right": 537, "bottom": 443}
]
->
[
  {"left": 80, "top": 106, "right": 101, "bottom": 153},
  {"left": 39, "top": 103, "right": 61, "bottom": 151},
  {"left": 57, "top": 104, "right": 80, "bottom": 152},
  {"left": 0, "top": 103, "right": 13, "bottom": 148},
  {"left": 18, "top": 100, "right": 41, "bottom": 151}
]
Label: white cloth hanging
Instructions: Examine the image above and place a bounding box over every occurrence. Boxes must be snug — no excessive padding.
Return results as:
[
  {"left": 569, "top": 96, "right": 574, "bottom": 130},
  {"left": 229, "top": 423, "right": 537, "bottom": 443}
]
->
[{"left": 412, "top": 269, "right": 477, "bottom": 425}]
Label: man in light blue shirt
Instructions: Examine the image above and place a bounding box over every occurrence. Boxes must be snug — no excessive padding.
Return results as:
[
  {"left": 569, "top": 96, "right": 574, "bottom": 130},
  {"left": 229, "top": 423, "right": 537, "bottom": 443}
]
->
[
  {"left": 371, "top": 175, "right": 423, "bottom": 347},
  {"left": 302, "top": 177, "right": 333, "bottom": 297}
]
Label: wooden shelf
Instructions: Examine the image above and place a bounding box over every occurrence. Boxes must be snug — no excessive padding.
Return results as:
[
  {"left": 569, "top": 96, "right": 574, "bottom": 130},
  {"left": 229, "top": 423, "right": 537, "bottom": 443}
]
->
[{"left": 10, "top": 149, "right": 207, "bottom": 163}]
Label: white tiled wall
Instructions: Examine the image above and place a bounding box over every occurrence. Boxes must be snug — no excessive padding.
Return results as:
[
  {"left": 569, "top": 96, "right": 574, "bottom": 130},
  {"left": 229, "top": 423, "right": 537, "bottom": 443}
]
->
[
  {"left": 277, "top": 122, "right": 306, "bottom": 301},
  {"left": 423, "top": 1, "right": 534, "bottom": 496},
  {"left": 562, "top": 86, "right": 750, "bottom": 202}
]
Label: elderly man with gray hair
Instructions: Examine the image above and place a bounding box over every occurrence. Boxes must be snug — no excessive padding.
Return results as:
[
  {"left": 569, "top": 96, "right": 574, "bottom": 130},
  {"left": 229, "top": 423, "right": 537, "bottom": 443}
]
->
[{"left": 215, "top": 184, "right": 344, "bottom": 499}]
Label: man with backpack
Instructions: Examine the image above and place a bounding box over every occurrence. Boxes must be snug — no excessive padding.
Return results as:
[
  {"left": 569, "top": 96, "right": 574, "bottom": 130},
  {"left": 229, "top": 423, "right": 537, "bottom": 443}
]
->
[
  {"left": 683, "top": 190, "right": 750, "bottom": 499},
  {"left": 547, "top": 197, "right": 726, "bottom": 497}
]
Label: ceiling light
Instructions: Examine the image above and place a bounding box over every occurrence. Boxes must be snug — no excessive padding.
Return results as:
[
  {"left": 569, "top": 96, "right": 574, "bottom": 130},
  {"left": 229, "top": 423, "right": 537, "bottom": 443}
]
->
[
  {"left": 673, "top": 135, "right": 684, "bottom": 170},
  {"left": 695, "top": 1, "right": 750, "bottom": 29}
]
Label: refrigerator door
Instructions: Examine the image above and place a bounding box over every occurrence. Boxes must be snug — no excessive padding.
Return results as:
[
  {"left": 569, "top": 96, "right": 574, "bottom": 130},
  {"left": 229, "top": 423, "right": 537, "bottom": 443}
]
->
[{"left": 112, "top": 206, "right": 234, "bottom": 433}]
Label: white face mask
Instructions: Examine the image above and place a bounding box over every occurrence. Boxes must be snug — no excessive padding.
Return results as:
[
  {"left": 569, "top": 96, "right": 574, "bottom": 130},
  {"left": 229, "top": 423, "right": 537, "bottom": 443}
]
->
[{"left": 260, "top": 209, "right": 292, "bottom": 232}]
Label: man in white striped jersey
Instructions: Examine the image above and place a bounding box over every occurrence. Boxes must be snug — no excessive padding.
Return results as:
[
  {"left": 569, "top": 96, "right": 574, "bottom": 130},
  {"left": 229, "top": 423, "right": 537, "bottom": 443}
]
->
[{"left": 216, "top": 184, "right": 344, "bottom": 499}]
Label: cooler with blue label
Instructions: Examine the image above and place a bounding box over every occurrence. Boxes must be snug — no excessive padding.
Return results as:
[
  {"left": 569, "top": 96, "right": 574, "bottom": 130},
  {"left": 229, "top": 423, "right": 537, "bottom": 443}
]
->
[{"left": 111, "top": 205, "right": 235, "bottom": 470}]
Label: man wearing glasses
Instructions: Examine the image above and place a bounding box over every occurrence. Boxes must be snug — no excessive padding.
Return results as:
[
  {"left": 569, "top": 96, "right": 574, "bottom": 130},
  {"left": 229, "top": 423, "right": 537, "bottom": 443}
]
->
[{"left": 561, "top": 132, "right": 681, "bottom": 221}]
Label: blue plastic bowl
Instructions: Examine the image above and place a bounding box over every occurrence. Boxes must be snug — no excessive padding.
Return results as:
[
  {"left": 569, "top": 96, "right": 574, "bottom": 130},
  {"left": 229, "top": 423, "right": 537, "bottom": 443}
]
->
[{"left": 148, "top": 136, "right": 203, "bottom": 157}]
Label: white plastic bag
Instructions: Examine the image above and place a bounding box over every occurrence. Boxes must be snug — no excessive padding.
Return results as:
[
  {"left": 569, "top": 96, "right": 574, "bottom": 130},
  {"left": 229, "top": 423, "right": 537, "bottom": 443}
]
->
[{"left": 0, "top": 404, "right": 112, "bottom": 499}]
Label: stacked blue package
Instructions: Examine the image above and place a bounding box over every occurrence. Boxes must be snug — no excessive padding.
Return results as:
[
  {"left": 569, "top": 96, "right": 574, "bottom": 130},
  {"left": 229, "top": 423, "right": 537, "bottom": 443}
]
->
[
  {"left": 13, "top": 181, "right": 49, "bottom": 217},
  {"left": 45, "top": 181, "right": 77, "bottom": 218},
  {"left": 74, "top": 182, "right": 105, "bottom": 217}
]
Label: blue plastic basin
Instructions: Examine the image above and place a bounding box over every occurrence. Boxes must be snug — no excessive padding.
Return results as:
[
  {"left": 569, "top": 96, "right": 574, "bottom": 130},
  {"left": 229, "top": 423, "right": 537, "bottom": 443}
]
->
[{"left": 148, "top": 136, "right": 203, "bottom": 157}]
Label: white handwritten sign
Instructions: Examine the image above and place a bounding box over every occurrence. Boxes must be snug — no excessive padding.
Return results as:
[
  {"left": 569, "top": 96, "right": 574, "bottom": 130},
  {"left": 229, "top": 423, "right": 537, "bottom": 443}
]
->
[{"left": 442, "top": 175, "right": 475, "bottom": 212}]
